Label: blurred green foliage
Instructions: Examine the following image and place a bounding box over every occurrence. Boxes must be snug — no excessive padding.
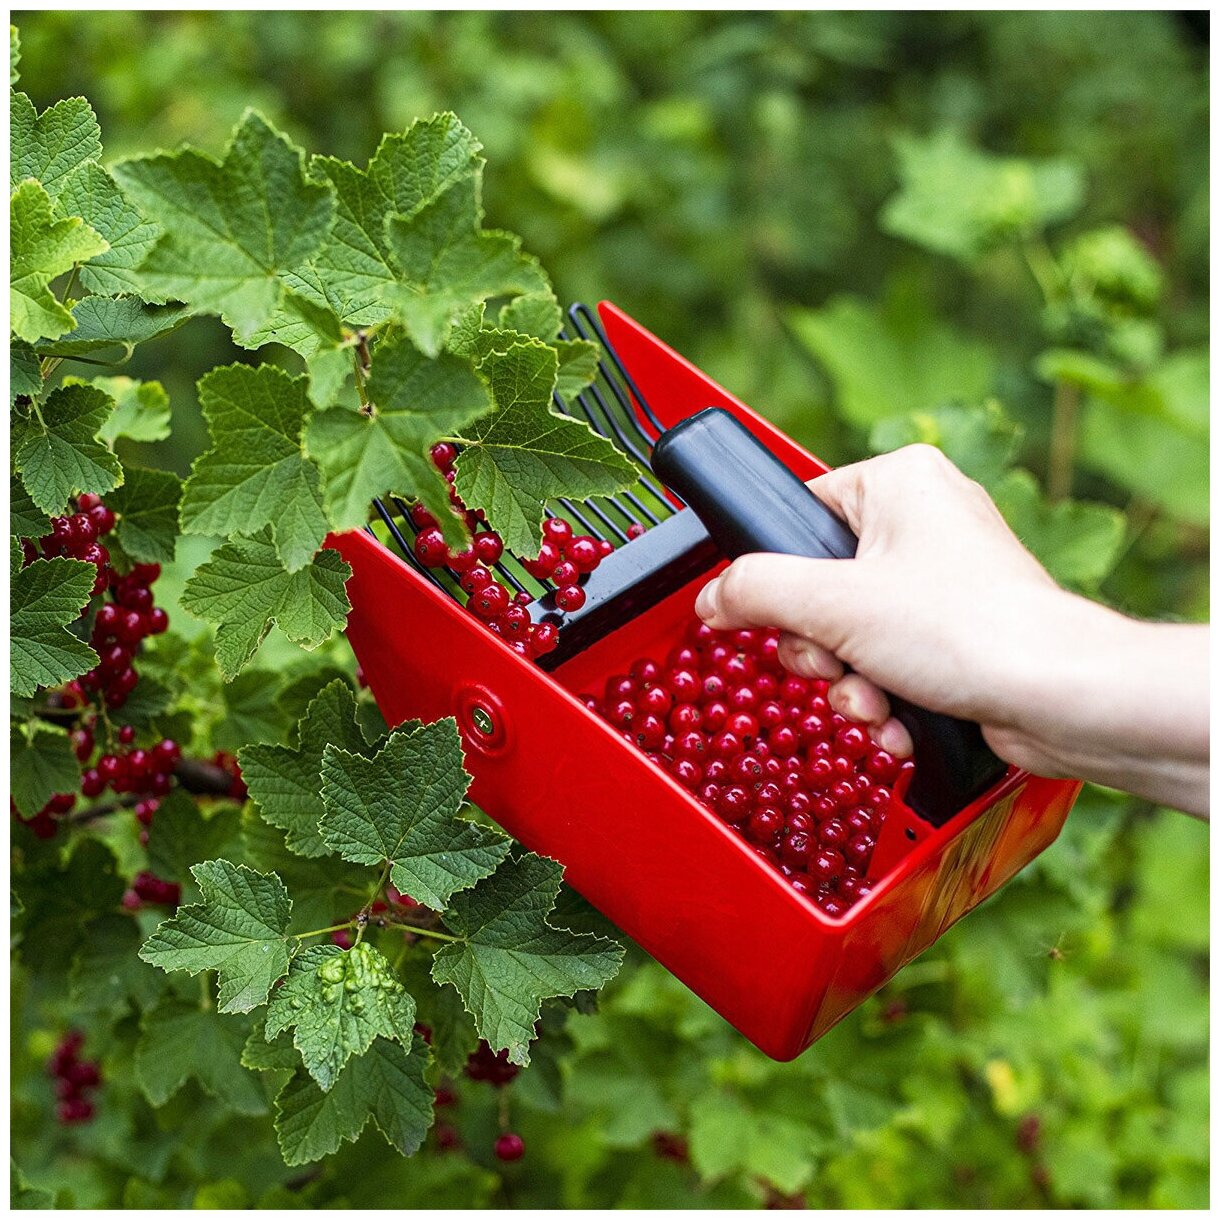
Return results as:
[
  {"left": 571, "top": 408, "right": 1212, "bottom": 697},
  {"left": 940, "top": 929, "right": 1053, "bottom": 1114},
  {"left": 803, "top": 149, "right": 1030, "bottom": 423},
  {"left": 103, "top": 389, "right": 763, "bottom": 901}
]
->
[{"left": 11, "top": 10, "right": 1207, "bottom": 1209}]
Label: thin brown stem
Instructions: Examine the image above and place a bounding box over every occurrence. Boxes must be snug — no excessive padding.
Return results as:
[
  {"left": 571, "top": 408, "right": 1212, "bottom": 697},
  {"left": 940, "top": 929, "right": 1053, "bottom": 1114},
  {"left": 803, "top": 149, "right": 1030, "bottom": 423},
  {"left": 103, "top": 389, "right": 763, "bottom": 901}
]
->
[{"left": 1047, "top": 380, "right": 1080, "bottom": 503}]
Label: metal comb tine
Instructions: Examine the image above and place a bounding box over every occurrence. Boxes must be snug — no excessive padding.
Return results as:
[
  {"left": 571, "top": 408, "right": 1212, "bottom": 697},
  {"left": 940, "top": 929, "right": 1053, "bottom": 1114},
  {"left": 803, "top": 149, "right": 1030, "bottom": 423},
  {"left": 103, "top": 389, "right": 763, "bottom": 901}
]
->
[
  {"left": 561, "top": 498, "right": 629, "bottom": 543},
  {"left": 563, "top": 323, "right": 662, "bottom": 456},
  {"left": 372, "top": 500, "right": 449, "bottom": 594},
  {"left": 567, "top": 302, "right": 668, "bottom": 437},
  {"left": 546, "top": 500, "right": 607, "bottom": 542}
]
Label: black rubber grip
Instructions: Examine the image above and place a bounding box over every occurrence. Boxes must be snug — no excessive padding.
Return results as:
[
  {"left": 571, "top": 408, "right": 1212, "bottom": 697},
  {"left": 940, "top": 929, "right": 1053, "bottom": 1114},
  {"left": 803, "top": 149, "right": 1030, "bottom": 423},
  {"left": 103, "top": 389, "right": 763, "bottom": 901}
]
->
[{"left": 649, "top": 407, "right": 1006, "bottom": 826}]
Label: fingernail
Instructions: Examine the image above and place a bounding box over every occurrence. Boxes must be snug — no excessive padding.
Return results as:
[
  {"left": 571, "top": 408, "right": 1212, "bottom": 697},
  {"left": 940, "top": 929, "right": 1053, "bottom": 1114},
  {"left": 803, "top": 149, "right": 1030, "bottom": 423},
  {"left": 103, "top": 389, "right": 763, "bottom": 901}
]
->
[
  {"left": 787, "top": 642, "right": 821, "bottom": 678},
  {"left": 695, "top": 577, "right": 720, "bottom": 621}
]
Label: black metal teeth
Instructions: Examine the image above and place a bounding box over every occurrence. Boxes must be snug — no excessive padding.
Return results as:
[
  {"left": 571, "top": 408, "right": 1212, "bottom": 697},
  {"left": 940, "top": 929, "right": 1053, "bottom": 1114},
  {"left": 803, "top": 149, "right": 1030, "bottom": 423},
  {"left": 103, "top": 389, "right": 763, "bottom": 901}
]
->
[{"left": 367, "top": 302, "right": 677, "bottom": 603}]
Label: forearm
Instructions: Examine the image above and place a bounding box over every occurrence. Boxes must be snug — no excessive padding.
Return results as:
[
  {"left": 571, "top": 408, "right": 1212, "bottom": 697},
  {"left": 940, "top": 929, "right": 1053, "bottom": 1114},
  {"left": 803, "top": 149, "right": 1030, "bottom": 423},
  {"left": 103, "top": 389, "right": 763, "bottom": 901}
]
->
[{"left": 988, "top": 598, "right": 1209, "bottom": 817}]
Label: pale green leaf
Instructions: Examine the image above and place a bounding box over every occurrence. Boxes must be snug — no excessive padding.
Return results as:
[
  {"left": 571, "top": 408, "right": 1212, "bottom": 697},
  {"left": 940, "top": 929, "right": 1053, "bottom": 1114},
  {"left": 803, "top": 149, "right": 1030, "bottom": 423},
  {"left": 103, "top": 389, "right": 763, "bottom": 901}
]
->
[
  {"left": 11, "top": 381, "right": 121, "bottom": 515},
  {"left": 10, "top": 339, "right": 41, "bottom": 404},
  {"left": 241, "top": 678, "right": 375, "bottom": 859},
  {"left": 881, "top": 128, "right": 1084, "bottom": 262},
  {"left": 869, "top": 400, "right": 1022, "bottom": 489},
  {"left": 86, "top": 376, "right": 171, "bottom": 444},
  {"left": 320, "top": 718, "right": 508, "bottom": 909},
  {"left": 179, "top": 530, "right": 351, "bottom": 680},
  {"left": 788, "top": 291, "right": 995, "bottom": 428},
  {"left": 10, "top": 91, "right": 101, "bottom": 196},
  {"left": 180, "top": 363, "right": 328, "bottom": 571},
  {"left": 992, "top": 469, "right": 1126, "bottom": 592},
  {"left": 57, "top": 161, "right": 163, "bottom": 297},
  {"left": 9, "top": 475, "right": 46, "bottom": 538},
  {"left": 688, "top": 1091, "right": 818, "bottom": 1195},
  {"left": 112, "top": 110, "right": 335, "bottom": 338},
  {"left": 384, "top": 176, "right": 546, "bottom": 356},
  {"left": 266, "top": 943, "right": 417, "bottom": 1091},
  {"left": 452, "top": 338, "right": 637, "bottom": 556},
  {"left": 431, "top": 853, "right": 624, "bottom": 1065},
  {"left": 10, "top": 178, "right": 107, "bottom": 342},
  {"left": 305, "top": 332, "right": 491, "bottom": 533},
  {"left": 138, "top": 859, "right": 294, "bottom": 1013}
]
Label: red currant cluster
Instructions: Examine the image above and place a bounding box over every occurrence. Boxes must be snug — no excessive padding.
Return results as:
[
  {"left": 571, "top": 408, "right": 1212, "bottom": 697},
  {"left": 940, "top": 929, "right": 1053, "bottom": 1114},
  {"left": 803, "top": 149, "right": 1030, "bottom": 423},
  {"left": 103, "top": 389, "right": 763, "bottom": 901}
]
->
[
  {"left": 47, "top": 1030, "right": 101, "bottom": 1125},
  {"left": 580, "top": 617, "right": 912, "bottom": 915},
  {"left": 22, "top": 492, "right": 116, "bottom": 596},
  {"left": 80, "top": 726, "right": 181, "bottom": 803},
  {"left": 11, "top": 792, "right": 76, "bottom": 839},
  {"left": 122, "top": 870, "right": 181, "bottom": 909},
  {"left": 651, "top": 1131, "right": 690, "bottom": 1163},
  {"left": 74, "top": 558, "right": 168, "bottom": 710},
  {"left": 409, "top": 444, "right": 621, "bottom": 659},
  {"left": 429, "top": 1039, "right": 526, "bottom": 1161}
]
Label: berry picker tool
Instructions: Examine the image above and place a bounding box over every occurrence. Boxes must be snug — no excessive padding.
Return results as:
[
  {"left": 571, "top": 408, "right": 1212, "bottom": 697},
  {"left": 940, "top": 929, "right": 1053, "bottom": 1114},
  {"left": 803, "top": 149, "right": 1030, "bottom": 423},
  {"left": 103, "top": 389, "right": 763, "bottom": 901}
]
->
[{"left": 329, "top": 302, "right": 1082, "bottom": 1060}]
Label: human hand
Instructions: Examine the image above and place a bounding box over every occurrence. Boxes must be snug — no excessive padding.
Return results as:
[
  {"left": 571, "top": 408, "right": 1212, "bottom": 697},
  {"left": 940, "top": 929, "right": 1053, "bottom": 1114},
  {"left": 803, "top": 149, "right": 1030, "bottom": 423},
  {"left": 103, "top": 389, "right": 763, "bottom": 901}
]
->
[{"left": 693, "top": 445, "right": 1209, "bottom": 815}]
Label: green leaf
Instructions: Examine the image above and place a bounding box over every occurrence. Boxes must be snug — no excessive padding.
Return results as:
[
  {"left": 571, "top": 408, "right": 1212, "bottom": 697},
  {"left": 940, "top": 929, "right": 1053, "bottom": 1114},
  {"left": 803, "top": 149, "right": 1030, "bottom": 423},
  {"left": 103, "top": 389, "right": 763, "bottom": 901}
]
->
[
  {"left": 306, "top": 332, "right": 491, "bottom": 533},
  {"left": 1076, "top": 348, "right": 1209, "bottom": 526},
  {"left": 266, "top": 943, "right": 417, "bottom": 1091},
  {"left": 10, "top": 340, "right": 41, "bottom": 405},
  {"left": 279, "top": 290, "right": 353, "bottom": 408},
  {"left": 11, "top": 1159, "right": 56, "bottom": 1210},
  {"left": 384, "top": 176, "right": 546, "bottom": 356},
  {"left": 180, "top": 530, "right": 351, "bottom": 681},
  {"left": 453, "top": 338, "right": 638, "bottom": 556},
  {"left": 135, "top": 998, "right": 267, "bottom": 1115},
  {"left": 431, "top": 853, "right": 624, "bottom": 1064},
  {"left": 70, "top": 914, "right": 163, "bottom": 1013},
  {"left": 112, "top": 110, "right": 335, "bottom": 339},
  {"left": 242, "top": 1017, "right": 301, "bottom": 1073},
  {"left": 9, "top": 23, "right": 20, "bottom": 86},
  {"left": 688, "top": 1091, "right": 818, "bottom": 1195},
  {"left": 145, "top": 790, "right": 243, "bottom": 897},
  {"left": 242, "top": 678, "right": 375, "bottom": 859},
  {"left": 10, "top": 91, "right": 101, "bottom": 196},
  {"left": 105, "top": 465, "right": 181, "bottom": 564},
  {"left": 213, "top": 667, "right": 287, "bottom": 754},
  {"left": 788, "top": 291, "right": 995, "bottom": 429},
  {"left": 881, "top": 128, "right": 1084, "bottom": 262},
  {"left": 11, "top": 381, "right": 121, "bottom": 515},
  {"left": 33, "top": 295, "right": 192, "bottom": 359},
  {"left": 273, "top": 1034, "right": 432, "bottom": 1166},
  {"left": 9, "top": 476, "right": 45, "bottom": 538},
  {"left": 869, "top": 400, "right": 1022, "bottom": 489},
  {"left": 10, "top": 178, "right": 108, "bottom": 342},
  {"left": 991, "top": 469, "right": 1126, "bottom": 592},
  {"left": 10, "top": 548, "right": 97, "bottom": 696},
  {"left": 252, "top": 113, "right": 484, "bottom": 349},
  {"left": 57, "top": 161, "right": 163, "bottom": 297},
  {"left": 320, "top": 718, "right": 508, "bottom": 909},
  {"left": 180, "top": 363, "right": 329, "bottom": 572},
  {"left": 138, "top": 859, "right": 294, "bottom": 1013},
  {"left": 10, "top": 719, "right": 78, "bottom": 816},
  {"left": 88, "top": 375, "right": 171, "bottom": 444}
]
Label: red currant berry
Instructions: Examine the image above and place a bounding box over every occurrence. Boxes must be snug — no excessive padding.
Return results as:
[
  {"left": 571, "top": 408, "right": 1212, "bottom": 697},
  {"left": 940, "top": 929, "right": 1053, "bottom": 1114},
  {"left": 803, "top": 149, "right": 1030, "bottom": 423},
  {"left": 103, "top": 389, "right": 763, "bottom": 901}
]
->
[
  {"left": 71, "top": 727, "right": 94, "bottom": 762},
  {"left": 522, "top": 541, "right": 561, "bottom": 579},
  {"left": 118, "top": 724, "right": 135, "bottom": 745},
  {"left": 414, "top": 527, "right": 449, "bottom": 567},
  {"left": 668, "top": 702, "right": 702, "bottom": 733},
  {"left": 709, "top": 730, "right": 742, "bottom": 759},
  {"left": 818, "top": 819, "right": 848, "bottom": 848},
  {"left": 542, "top": 517, "right": 573, "bottom": 547},
  {"left": 703, "top": 758, "right": 729, "bottom": 782},
  {"left": 554, "top": 584, "right": 586, "bottom": 613},
  {"left": 716, "top": 785, "right": 751, "bottom": 824},
  {"left": 668, "top": 669, "right": 699, "bottom": 702},
  {"left": 495, "top": 1132, "right": 525, "bottom": 1162},
  {"left": 670, "top": 758, "right": 703, "bottom": 790},
  {"left": 780, "top": 831, "right": 814, "bottom": 868},
  {"left": 770, "top": 725, "right": 799, "bottom": 758},
  {"left": 530, "top": 622, "right": 559, "bottom": 655},
  {"left": 430, "top": 441, "right": 458, "bottom": 471},
  {"left": 809, "top": 848, "right": 845, "bottom": 883},
  {"left": 473, "top": 531, "right": 504, "bottom": 565},
  {"left": 638, "top": 684, "right": 673, "bottom": 716},
  {"left": 757, "top": 701, "right": 786, "bottom": 730},
  {"left": 865, "top": 749, "right": 899, "bottom": 781},
  {"left": 745, "top": 806, "right": 783, "bottom": 845},
  {"left": 702, "top": 700, "right": 729, "bottom": 732},
  {"left": 567, "top": 536, "right": 601, "bottom": 573},
  {"left": 835, "top": 725, "right": 870, "bottom": 760},
  {"left": 80, "top": 769, "right": 104, "bottom": 797},
  {"left": 460, "top": 564, "right": 493, "bottom": 594},
  {"left": 844, "top": 833, "right": 875, "bottom": 869},
  {"left": 726, "top": 711, "right": 759, "bottom": 743},
  {"left": 626, "top": 522, "right": 646, "bottom": 540},
  {"left": 153, "top": 739, "right": 181, "bottom": 770},
  {"left": 470, "top": 582, "right": 510, "bottom": 621},
  {"left": 673, "top": 730, "right": 707, "bottom": 760},
  {"left": 635, "top": 714, "right": 667, "bottom": 750}
]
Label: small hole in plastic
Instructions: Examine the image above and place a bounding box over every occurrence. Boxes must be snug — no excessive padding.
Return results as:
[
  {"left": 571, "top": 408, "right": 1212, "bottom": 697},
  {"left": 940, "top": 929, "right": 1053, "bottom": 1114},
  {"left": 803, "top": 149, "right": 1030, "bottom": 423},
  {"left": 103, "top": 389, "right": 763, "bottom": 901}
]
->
[{"left": 905, "top": 827, "right": 916, "bottom": 841}]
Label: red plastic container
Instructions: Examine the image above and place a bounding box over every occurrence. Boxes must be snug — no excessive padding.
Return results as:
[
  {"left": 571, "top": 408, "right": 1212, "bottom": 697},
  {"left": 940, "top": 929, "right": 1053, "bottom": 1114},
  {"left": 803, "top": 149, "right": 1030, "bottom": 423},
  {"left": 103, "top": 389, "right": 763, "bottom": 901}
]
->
[{"left": 329, "top": 302, "right": 1081, "bottom": 1060}]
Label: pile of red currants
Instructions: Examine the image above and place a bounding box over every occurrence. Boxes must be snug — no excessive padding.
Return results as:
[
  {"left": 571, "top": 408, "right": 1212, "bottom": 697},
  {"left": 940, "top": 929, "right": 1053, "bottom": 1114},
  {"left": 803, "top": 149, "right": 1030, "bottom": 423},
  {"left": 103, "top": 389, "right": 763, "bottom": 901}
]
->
[{"left": 578, "top": 616, "right": 912, "bottom": 914}]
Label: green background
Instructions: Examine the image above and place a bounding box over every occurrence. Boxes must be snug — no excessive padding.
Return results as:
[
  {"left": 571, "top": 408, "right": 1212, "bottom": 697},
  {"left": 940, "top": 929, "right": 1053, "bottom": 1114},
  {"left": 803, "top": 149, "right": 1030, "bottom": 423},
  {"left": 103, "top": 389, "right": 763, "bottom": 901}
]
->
[{"left": 12, "top": 10, "right": 1208, "bottom": 1208}]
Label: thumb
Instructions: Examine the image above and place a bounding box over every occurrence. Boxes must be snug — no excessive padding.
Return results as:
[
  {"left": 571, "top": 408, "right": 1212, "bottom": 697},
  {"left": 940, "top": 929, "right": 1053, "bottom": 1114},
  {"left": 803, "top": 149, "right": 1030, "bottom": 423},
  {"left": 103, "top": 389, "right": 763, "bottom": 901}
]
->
[{"left": 694, "top": 552, "right": 873, "bottom": 656}]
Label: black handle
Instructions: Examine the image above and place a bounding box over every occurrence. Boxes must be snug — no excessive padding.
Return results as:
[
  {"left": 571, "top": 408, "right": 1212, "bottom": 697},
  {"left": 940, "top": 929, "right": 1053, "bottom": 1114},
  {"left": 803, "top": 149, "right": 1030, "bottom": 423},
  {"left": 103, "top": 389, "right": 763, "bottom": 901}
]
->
[{"left": 649, "top": 407, "right": 1006, "bottom": 826}]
